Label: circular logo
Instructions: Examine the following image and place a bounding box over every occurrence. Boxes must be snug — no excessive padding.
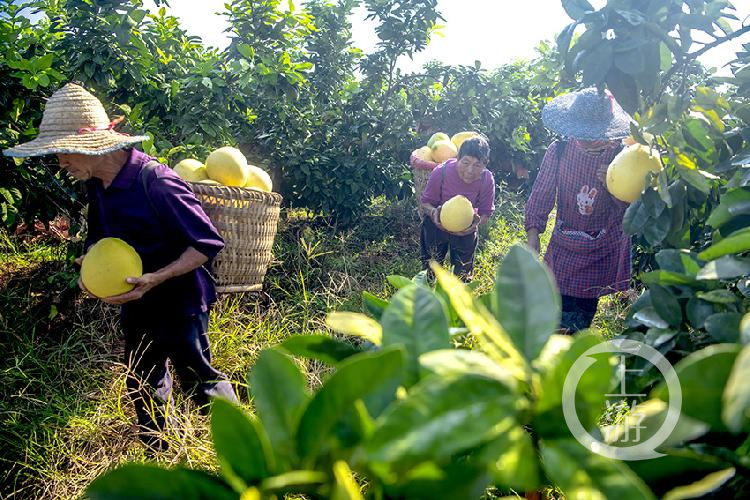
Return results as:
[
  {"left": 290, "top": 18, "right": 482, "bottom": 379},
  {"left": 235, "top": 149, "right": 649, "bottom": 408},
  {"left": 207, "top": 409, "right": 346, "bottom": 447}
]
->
[{"left": 562, "top": 339, "right": 682, "bottom": 460}]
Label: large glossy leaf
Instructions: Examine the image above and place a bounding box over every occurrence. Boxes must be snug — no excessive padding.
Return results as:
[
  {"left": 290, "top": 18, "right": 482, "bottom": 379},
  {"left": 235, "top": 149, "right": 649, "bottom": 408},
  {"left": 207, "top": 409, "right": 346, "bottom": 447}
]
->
[
  {"left": 363, "top": 373, "right": 522, "bottom": 469},
  {"left": 492, "top": 245, "right": 560, "bottom": 362},
  {"left": 211, "top": 399, "right": 274, "bottom": 486},
  {"left": 431, "top": 263, "right": 527, "bottom": 381},
  {"left": 380, "top": 461, "right": 490, "bottom": 500},
  {"left": 331, "top": 461, "right": 364, "bottom": 500},
  {"left": 326, "top": 312, "right": 382, "bottom": 345},
  {"left": 87, "top": 465, "right": 236, "bottom": 500},
  {"left": 652, "top": 344, "right": 743, "bottom": 428},
  {"left": 259, "top": 470, "right": 327, "bottom": 494},
  {"left": 649, "top": 285, "right": 682, "bottom": 327},
  {"left": 280, "top": 334, "right": 363, "bottom": 365},
  {"left": 707, "top": 188, "right": 750, "bottom": 228},
  {"left": 533, "top": 333, "right": 614, "bottom": 436},
  {"left": 581, "top": 43, "right": 614, "bottom": 87},
  {"left": 381, "top": 284, "right": 451, "bottom": 385},
  {"left": 249, "top": 348, "right": 309, "bottom": 469},
  {"left": 662, "top": 468, "right": 736, "bottom": 500},
  {"left": 419, "top": 349, "right": 519, "bottom": 393},
  {"left": 540, "top": 439, "right": 655, "bottom": 499},
  {"left": 562, "top": 0, "right": 594, "bottom": 20},
  {"left": 361, "top": 291, "right": 388, "bottom": 319},
  {"left": 296, "top": 347, "right": 404, "bottom": 463},
  {"left": 697, "top": 255, "right": 750, "bottom": 280},
  {"left": 704, "top": 312, "right": 741, "bottom": 343},
  {"left": 479, "top": 426, "right": 542, "bottom": 491},
  {"left": 698, "top": 227, "right": 750, "bottom": 260},
  {"left": 722, "top": 344, "right": 750, "bottom": 432}
]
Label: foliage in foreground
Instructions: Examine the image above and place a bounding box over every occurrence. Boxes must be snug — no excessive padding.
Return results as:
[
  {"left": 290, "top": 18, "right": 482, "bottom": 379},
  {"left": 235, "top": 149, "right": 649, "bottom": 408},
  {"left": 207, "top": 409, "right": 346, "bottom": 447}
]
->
[{"left": 87, "top": 245, "right": 749, "bottom": 499}]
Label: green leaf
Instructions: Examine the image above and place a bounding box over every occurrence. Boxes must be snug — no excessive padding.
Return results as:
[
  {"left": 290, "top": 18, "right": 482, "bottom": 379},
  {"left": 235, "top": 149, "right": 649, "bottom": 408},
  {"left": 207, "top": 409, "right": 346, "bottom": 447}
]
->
[
  {"left": 386, "top": 274, "right": 413, "bottom": 289},
  {"left": 211, "top": 399, "right": 273, "bottom": 485},
  {"left": 363, "top": 373, "right": 521, "bottom": 468},
  {"left": 652, "top": 344, "right": 743, "bottom": 428},
  {"left": 381, "top": 284, "right": 451, "bottom": 385},
  {"left": 361, "top": 291, "right": 388, "bottom": 318},
  {"left": 581, "top": 43, "right": 614, "bottom": 87},
  {"left": 686, "top": 298, "right": 716, "bottom": 330},
  {"left": 332, "top": 461, "right": 364, "bottom": 500},
  {"left": 249, "top": 349, "right": 309, "bottom": 468},
  {"left": 533, "top": 333, "right": 614, "bottom": 435},
  {"left": 633, "top": 307, "right": 670, "bottom": 329},
  {"left": 607, "top": 67, "right": 640, "bottom": 115},
  {"left": 640, "top": 270, "right": 697, "bottom": 286},
  {"left": 696, "top": 290, "right": 738, "bottom": 304},
  {"left": 280, "top": 334, "right": 363, "bottom": 365},
  {"left": 562, "top": 0, "right": 595, "bottom": 19},
  {"left": 663, "top": 468, "right": 736, "bottom": 500},
  {"left": 697, "top": 255, "right": 750, "bottom": 280},
  {"left": 431, "top": 263, "right": 528, "bottom": 381},
  {"left": 87, "top": 465, "right": 235, "bottom": 500},
  {"left": 540, "top": 439, "right": 655, "bottom": 499},
  {"left": 419, "top": 349, "right": 519, "bottom": 392},
  {"left": 650, "top": 285, "right": 682, "bottom": 327},
  {"left": 698, "top": 227, "right": 750, "bottom": 260},
  {"left": 326, "top": 312, "right": 382, "bottom": 345},
  {"left": 707, "top": 188, "right": 750, "bottom": 228},
  {"left": 723, "top": 344, "right": 750, "bottom": 432},
  {"left": 480, "top": 426, "right": 542, "bottom": 491},
  {"left": 260, "top": 470, "right": 327, "bottom": 493},
  {"left": 704, "top": 313, "right": 742, "bottom": 343},
  {"left": 296, "top": 348, "right": 403, "bottom": 462},
  {"left": 493, "top": 245, "right": 560, "bottom": 362}
]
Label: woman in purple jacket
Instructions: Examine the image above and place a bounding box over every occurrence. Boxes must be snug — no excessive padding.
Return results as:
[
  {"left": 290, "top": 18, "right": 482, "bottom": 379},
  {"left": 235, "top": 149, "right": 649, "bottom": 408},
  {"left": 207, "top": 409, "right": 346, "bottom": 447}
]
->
[
  {"left": 3, "top": 83, "right": 238, "bottom": 450},
  {"left": 420, "top": 135, "right": 495, "bottom": 281},
  {"left": 525, "top": 88, "right": 635, "bottom": 333}
]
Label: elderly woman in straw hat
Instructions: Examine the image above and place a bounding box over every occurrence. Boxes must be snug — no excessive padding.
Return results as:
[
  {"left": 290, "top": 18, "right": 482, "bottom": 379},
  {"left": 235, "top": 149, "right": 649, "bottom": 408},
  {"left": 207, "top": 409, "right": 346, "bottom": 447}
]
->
[
  {"left": 525, "top": 88, "right": 635, "bottom": 333},
  {"left": 3, "top": 83, "right": 238, "bottom": 449}
]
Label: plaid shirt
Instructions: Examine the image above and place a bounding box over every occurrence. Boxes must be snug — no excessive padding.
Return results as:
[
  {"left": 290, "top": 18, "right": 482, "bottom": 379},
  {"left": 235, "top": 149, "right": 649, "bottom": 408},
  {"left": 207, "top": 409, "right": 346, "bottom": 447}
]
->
[{"left": 525, "top": 140, "right": 631, "bottom": 298}]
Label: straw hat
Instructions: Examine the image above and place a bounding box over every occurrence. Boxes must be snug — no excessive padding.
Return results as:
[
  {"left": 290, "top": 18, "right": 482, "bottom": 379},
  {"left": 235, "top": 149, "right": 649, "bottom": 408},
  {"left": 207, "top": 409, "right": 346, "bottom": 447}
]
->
[
  {"left": 3, "top": 83, "right": 148, "bottom": 157},
  {"left": 542, "top": 87, "right": 634, "bottom": 141}
]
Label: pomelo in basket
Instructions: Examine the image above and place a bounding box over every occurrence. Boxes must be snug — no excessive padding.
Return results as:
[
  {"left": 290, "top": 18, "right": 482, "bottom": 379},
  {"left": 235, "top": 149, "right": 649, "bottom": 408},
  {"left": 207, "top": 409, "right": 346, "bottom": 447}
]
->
[
  {"left": 173, "top": 158, "right": 208, "bottom": 182},
  {"left": 451, "top": 131, "right": 478, "bottom": 151},
  {"left": 427, "top": 132, "right": 450, "bottom": 148},
  {"left": 431, "top": 139, "right": 458, "bottom": 163},
  {"left": 245, "top": 165, "right": 273, "bottom": 192},
  {"left": 606, "top": 144, "right": 663, "bottom": 203},
  {"left": 81, "top": 238, "right": 142, "bottom": 298},
  {"left": 206, "top": 146, "right": 249, "bottom": 187},
  {"left": 413, "top": 146, "right": 433, "bottom": 162},
  {"left": 440, "top": 195, "right": 474, "bottom": 232}
]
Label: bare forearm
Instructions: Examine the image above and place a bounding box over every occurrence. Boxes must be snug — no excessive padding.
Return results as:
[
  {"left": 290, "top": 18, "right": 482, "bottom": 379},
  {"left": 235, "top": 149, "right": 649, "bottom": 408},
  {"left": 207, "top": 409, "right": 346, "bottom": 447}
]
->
[{"left": 152, "top": 247, "right": 209, "bottom": 285}]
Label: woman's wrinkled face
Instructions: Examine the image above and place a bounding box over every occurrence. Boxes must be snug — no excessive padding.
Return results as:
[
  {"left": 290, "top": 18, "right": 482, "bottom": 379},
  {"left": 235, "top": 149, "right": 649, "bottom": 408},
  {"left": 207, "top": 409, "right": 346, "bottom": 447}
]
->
[
  {"left": 56, "top": 153, "right": 98, "bottom": 180},
  {"left": 456, "top": 155, "right": 487, "bottom": 183}
]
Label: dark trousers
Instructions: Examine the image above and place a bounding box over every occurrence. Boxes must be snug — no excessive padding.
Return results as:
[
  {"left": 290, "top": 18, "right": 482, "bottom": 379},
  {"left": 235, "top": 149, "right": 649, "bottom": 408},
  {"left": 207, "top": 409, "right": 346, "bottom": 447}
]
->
[
  {"left": 560, "top": 295, "right": 599, "bottom": 333},
  {"left": 420, "top": 216, "right": 478, "bottom": 281},
  {"left": 121, "top": 307, "right": 238, "bottom": 432}
]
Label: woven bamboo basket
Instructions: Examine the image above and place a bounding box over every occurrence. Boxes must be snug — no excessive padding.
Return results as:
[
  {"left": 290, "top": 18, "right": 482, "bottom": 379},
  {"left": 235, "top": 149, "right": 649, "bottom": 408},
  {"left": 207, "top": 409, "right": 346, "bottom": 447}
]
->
[{"left": 190, "top": 183, "right": 282, "bottom": 293}]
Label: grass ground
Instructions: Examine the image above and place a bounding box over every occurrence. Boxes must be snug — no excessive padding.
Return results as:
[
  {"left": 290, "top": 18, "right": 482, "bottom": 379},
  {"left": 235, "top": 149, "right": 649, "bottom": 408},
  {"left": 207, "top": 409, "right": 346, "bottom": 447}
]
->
[{"left": 0, "top": 192, "right": 626, "bottom": 499}]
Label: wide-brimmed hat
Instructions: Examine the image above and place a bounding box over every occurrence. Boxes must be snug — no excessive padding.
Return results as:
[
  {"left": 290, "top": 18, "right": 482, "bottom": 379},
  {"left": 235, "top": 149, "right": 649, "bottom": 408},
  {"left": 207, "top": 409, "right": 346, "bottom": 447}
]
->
[
  {"left": 542, "top": 88, "right": 634, "bottom": 141},
  {"left": 3, "top": 83, "right": 148, "bottom": 157}
]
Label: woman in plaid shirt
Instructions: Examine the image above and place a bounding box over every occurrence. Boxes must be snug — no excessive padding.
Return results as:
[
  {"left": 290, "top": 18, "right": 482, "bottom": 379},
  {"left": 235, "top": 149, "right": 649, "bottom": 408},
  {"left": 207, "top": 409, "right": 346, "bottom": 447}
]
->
[{"left": 525, "top": 88, "right": 635, "bottom": 332}]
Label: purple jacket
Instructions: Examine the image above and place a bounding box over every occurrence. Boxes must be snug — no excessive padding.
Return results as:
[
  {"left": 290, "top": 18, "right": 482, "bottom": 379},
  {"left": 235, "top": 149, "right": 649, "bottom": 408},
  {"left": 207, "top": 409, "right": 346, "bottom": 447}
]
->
[
  {"left": 85, "top": 148, "right": 224, "bottom": 315},
  {"left": 420, "top": 159, "right": 496, "bottom": 216}
]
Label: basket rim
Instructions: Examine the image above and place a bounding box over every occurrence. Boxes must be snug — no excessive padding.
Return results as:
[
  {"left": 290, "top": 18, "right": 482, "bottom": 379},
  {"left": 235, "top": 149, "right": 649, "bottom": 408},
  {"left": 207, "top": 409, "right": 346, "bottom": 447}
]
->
[{"left": 189, "top": 182, "right": 283, "bottom": 203}]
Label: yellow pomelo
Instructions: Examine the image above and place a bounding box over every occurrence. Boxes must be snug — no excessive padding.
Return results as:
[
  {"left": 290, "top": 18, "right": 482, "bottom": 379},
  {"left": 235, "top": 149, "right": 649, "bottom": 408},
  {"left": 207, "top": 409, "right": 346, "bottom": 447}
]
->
[
  {"left": 440, "top": 195, "right": 475, "bottom": 232},
  {"left": 606, "top": 144, "right": 663, "bottom": 203},
  {"left": 206, "top": 146, "right": 249, "bottom": 186},
  {"left": 245, "top": 165, "right": 273, "bottom": 192},
  {"left": 451, "top": 131, "right": 478, "bottom": 151},
  {"left": 81, "top": 238, "right": 142, "bottom": 298},
  {"left": 173, "top": 158, "right": 208, "bottom": 182},
  {"left": 427, "top": 132, "right": 450, "bottom": 148},
  {"left": 431, "top": 139, "right": 458, "bottom": 163},
  {"left": 413, "top": 146, "right": 433, "bottom": 162}
]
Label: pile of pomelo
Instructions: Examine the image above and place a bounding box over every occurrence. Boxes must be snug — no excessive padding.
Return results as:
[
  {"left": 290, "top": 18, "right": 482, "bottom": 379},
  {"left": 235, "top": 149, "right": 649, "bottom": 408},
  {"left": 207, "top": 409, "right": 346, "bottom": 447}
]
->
[
  {"left": 173, "top": 146, "right": 273, "bottom": 192},
  {"left": 412, "top": 131, "right": 479, "bottom": 165}
]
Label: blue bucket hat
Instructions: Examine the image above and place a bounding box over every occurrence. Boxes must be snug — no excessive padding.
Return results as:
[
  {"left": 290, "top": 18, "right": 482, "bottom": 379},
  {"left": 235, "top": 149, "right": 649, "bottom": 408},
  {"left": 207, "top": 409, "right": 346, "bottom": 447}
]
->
[{"left": 542, "top": 88, "right": 635, "bottom": 141}]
